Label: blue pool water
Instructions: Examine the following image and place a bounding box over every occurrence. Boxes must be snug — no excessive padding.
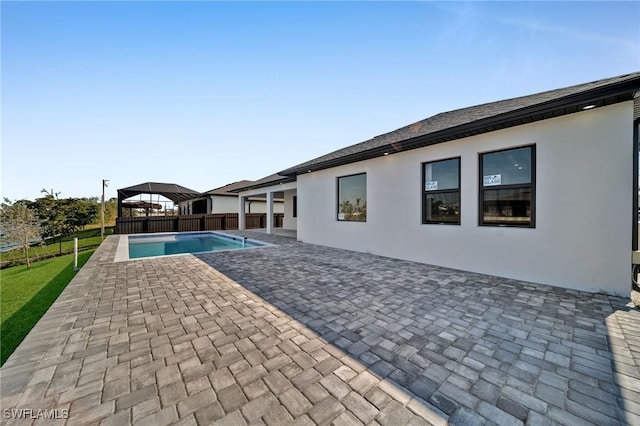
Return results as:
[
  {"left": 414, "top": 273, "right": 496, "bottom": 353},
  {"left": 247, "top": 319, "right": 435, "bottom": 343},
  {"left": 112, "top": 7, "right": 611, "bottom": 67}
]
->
[{"left": 128, "top": 232, "right": 265, "bottom": 259}]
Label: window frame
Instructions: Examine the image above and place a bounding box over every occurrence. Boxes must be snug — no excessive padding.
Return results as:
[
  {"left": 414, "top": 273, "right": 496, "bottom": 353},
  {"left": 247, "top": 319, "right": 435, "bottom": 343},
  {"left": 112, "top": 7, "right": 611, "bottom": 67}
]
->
[
  {"left": 478, "top": 144, "right": 536, "bottom": 228},
  {"left": 336, "top": 172, "right": 367, "bottom": 222},
  {"left": 421, "top": 157, "right": 461, "bottom": 225}
]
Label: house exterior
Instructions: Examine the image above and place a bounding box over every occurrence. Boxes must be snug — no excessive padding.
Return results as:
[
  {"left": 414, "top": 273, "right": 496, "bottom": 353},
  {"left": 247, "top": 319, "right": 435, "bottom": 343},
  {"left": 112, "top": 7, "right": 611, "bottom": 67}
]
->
[
  {"left": 235, "top": 72, "right": 640, "bottom": 295},
  {"left": 178, "top": 180, "right": 284, "bottom": 215}
]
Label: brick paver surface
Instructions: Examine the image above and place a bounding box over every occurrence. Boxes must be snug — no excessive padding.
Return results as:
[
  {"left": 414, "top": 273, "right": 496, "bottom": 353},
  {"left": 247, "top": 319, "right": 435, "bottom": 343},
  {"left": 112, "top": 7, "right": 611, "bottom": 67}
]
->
[{"left": 1, "top": 231, "right": 639, "bottom": 425}]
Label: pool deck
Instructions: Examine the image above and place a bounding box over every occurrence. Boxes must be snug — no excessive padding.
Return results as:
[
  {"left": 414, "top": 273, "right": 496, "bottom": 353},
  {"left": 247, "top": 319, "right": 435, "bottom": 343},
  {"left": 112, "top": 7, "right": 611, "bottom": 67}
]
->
[{"left": 1, "top": 231, "right": 639, "bottom": 425}]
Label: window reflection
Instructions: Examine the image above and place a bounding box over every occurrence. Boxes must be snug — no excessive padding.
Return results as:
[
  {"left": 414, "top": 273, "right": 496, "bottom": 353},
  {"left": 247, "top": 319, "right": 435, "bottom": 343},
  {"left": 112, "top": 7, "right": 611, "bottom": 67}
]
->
[
  {"left": 423, "top": 157, "right": 460, "bottom": 225},
  {"left": 424, "top": 158, "right": 459, "bottom": 191},
  {"left": 426, "top": 193, "right": 460, "bottom": 223},
  {"left": 483, "top": 188, "right": 531, "bottom": 224},
  {"left": 482, "top": 147, "right": 531, "bottom": 186},
  {"left": 480, "top": 145, "right": 535, "bottom": 227},
  {"left": 337, "top": 174, "right": 367, "bottom": 222}
]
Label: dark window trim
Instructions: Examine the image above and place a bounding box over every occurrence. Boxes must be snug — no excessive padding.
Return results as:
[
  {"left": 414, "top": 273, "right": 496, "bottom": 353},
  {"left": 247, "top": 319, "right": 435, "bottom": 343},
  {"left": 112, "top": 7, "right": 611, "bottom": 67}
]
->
[
  {"left": 421, "top": 157, "right": 461, "bottom": 225},
  {"left": 336, "top": 172, "right": 367, "bottom": 222},
  {"left": 478, "top": 144, "right": 536, "bottom": 228},
  {"left": 293, "top": 196, "right": 297, "bottom": 218}
]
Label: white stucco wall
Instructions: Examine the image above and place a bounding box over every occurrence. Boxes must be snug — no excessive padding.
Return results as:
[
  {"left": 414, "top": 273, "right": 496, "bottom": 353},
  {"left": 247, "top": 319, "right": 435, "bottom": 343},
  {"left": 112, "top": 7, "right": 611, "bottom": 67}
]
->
[
  {"left": 175, "top": 197, "right": 285, "bottom": 214},
  {"left": 178, "top": 201, "right": 187, "bottom": 214},
  {"left": 211, "top": 196, "right": 240, "bottom": 214},
  {"left": 245, "top": 199, "right": 284, "bottom": 214},
  {"left": 283, "top": 190, "right": 298, "bottom": 230},
  {"left": 208, "top": 195, "right": 284, "bottom": 214},
  {"left": 298, "top": 102, "right": 633, "bottom": 295}
]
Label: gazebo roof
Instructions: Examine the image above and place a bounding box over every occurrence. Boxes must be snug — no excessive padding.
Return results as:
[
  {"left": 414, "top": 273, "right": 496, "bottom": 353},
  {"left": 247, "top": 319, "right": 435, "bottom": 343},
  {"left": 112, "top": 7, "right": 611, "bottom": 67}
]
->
[{"left": 117, "top": 182, "right": 199, "bottom": 203}]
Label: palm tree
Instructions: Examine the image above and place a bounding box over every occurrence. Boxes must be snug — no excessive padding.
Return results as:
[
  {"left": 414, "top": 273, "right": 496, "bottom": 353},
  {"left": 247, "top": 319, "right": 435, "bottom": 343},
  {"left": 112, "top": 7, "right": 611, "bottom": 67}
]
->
[{"left": 340, "top": 200, "right": 353, "bottom": 217}]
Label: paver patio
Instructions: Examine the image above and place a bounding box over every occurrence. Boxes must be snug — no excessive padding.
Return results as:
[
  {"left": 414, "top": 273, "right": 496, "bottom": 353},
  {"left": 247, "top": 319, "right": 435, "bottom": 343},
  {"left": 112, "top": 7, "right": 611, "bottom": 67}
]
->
[{"left": 1, "top": 231, "right": 639, "bottom": 425}]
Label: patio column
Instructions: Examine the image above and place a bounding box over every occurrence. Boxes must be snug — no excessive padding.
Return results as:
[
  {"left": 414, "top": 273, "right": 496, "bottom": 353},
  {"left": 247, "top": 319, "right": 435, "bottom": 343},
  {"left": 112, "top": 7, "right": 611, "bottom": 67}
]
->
[
  {"left": 238, "top": 195, "right": 246, "bottom": 230},
  {"left": 266, "top": 191, "right": 273, "bottom": 234}
]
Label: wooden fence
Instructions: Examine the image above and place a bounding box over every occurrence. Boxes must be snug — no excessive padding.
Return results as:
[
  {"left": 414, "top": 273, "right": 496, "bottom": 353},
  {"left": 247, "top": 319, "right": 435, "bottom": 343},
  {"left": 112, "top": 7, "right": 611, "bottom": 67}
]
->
[{"left": 115, "top": 213, "right": 284, "bottom": 234}]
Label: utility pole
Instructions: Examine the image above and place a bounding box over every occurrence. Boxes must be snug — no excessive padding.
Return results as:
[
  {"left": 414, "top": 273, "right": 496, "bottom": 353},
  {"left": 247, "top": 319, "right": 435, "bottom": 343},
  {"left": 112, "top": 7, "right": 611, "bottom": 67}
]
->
[{"left": 101, "top": 179, "right": 110, "bottom": 241}]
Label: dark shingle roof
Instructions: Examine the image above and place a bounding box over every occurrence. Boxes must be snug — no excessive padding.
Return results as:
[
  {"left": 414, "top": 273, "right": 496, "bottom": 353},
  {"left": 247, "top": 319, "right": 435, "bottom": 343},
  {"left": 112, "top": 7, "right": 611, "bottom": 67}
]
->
[
  {"left": 279, "top": 72, "right": 640, "bottom": 176},
  {"left": 117, "top": 182, "right": 199, "bottom": 203},
  {"left": 202, "top": 180, "right": 255, "bottom": 196},
  {"left": 229, "top": 174, "right": 295, "bottom": 193}
]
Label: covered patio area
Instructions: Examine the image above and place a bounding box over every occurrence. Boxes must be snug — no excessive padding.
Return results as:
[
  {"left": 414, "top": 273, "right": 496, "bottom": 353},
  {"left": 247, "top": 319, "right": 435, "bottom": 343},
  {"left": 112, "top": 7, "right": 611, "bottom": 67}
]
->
[{"left": 233, "top": 174, "right": 297, "bottom": 237}]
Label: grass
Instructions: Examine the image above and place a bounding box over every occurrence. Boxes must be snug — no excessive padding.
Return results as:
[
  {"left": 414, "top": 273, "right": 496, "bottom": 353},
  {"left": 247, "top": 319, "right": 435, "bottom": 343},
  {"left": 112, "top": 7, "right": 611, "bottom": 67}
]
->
[
  {"left": 0, "top": 250, "right": 94, "bottom": 365},
  {"left": 0, "top": 226, "right": 113, "bottom": 266}
]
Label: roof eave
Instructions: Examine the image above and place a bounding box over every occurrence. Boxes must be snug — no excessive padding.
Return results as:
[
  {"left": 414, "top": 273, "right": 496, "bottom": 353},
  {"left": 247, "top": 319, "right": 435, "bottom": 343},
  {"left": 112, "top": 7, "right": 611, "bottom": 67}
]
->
[
  {"left": 228, "top": 176, "right": 296, "bottom": 193},
  {"left": 279, "top": 80, "right": 639, "bottom": 176}
]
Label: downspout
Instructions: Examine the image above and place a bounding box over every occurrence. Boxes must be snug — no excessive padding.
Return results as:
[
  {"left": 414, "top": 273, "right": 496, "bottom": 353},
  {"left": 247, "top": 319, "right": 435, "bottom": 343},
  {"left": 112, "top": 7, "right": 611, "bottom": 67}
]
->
[
  {"left": 633, "top": 116, "right": 639, "bottom": 252},
  {"left": 632, "top": 94, "right": 639, "bottom": 295}
]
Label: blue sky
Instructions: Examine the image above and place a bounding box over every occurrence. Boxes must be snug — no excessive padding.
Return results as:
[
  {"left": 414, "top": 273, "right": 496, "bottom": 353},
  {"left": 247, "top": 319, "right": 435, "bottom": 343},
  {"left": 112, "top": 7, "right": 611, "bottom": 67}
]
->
[{"left": 2, "top": 1, "right": 638, "bottom": 202}]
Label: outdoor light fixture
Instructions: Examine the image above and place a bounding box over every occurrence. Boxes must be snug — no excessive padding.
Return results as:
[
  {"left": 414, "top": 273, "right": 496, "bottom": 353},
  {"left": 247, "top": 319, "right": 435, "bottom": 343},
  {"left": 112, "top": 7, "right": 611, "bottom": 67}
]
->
[
  {"left": 582, "top": 104, "right": 596, "bottom": 110},
  {"left": 383, "top": 152, "right": 389, "bottom": 156}
]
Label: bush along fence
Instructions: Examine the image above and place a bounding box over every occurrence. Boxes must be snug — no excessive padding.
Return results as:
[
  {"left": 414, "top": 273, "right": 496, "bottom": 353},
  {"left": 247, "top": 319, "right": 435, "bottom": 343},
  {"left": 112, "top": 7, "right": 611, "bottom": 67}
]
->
[{"left": 114, "top": 213, "right": 285, "bottom": 234}]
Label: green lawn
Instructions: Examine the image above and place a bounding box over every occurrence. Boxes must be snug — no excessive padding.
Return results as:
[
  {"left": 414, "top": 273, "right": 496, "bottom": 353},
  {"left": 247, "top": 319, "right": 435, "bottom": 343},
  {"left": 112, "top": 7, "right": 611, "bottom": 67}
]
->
[
  {"left": 0, "top": 250, "right": 94, "bottom": 365},
  {"left": 0, "top": 226, "right": 112, "bottom": 266}
]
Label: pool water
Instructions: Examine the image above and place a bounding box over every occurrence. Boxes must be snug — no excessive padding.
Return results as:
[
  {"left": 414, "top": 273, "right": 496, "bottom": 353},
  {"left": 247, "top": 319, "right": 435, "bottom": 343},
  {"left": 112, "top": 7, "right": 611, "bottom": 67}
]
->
[{"left": 128, "top": 232, "right": 265, "bottom": 259}]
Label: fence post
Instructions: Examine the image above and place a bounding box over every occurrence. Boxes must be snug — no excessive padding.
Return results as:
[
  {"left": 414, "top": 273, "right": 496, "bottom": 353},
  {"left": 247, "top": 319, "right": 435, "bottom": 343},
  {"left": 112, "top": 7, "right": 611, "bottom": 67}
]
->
[{"left": 74, "top": 238, "right": 79, "bottom": 271}]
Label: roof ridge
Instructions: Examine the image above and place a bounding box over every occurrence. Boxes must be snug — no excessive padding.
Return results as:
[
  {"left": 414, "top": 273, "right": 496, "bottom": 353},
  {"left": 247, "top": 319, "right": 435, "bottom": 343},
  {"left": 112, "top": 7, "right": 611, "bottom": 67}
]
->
[
  {"left": 371, "top": 71, "right": 640, "bottom": 141},
  {"left": 278, "top": 71, "right": 640, "bottom": 176}
]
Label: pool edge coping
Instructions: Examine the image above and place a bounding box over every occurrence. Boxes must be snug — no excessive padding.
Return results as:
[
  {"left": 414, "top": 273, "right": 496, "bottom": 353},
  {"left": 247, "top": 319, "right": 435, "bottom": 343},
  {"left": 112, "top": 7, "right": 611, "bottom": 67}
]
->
[{"left": 113, "top": 231, "right": 275, "bottom": 263}]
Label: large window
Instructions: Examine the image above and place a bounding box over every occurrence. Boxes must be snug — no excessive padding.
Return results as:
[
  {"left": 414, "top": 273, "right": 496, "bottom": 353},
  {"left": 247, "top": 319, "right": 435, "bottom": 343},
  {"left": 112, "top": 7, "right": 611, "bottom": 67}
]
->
[
  {"left": 479, "top": 145, "right": 535, "bottom": 227},
  {"left": 337, "top": 173, "right": 367, "bottom": 222},
  {"left": 422, "top": 158, "right": 460, "bottom": 224}
]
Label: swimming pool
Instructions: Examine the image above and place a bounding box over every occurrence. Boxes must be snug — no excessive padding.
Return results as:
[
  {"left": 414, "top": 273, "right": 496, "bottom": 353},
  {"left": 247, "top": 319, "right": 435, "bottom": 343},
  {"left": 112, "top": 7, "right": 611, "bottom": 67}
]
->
[{"left": 119, "top": 232, "right": 270, "bottom": 261}]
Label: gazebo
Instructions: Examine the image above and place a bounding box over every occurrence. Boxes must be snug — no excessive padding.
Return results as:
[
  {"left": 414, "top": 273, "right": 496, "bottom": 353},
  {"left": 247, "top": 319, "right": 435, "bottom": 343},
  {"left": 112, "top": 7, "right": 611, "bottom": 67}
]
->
[
  {"left": 120, "top": 200, "right": 164, "bottom": 217},
  {"left": 117, "top": 182, "right": 199, "bottom": 218}
]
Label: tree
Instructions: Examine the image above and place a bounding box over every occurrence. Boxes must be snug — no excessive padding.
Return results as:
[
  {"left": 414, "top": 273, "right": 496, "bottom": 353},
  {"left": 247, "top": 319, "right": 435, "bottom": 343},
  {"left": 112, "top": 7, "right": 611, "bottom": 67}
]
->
[
  {"left": 102, "top": 197, "right": 118, "bottom": 224},
  {"left": 33, "top": 190, "right": 78, "bottom": 254},
  {"left": 340, "top": 200, "right": 353, "bottom": 216},
  {"left": 32, "top": 192, "right": 102, "bottom": 253},
  {"left": 66, "top": 198, "right": 99, "bottom": 230},
  {"left": 0, "top": 198, "right": 42, "bottom": 268}
]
